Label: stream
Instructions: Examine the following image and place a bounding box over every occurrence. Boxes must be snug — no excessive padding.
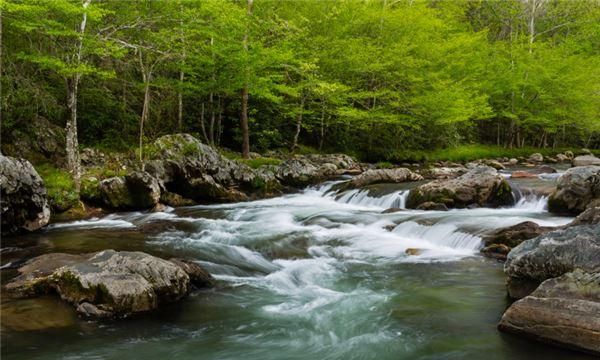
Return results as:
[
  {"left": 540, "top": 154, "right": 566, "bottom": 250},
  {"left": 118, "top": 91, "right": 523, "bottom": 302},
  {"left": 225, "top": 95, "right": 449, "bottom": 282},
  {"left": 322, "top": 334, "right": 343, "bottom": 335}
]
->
[{"left": 1, "top": 177, "right": 596, "bottom": 360}]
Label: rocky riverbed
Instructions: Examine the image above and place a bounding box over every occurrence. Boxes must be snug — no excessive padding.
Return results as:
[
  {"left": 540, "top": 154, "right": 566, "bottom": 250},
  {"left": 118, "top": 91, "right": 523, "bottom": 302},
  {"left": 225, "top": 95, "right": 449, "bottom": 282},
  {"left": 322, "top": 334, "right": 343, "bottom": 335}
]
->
[{"left": 1, "top": 137, "right": 599, "bottom": 359}]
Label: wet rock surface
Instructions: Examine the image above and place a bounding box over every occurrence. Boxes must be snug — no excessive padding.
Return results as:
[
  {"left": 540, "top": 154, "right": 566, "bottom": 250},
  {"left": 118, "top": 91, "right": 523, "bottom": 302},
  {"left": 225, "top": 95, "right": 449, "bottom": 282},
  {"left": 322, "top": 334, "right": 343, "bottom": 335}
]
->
[
  {"left": 499, "top": 270, "right": 600, "bottom": 356},
  {"left": 1, "top": 155, "right": 51, "bottom": 236},
  {"left": 548, "top": 166, "right": 600, "bottom": 215},
  {"left": 3, "top": 250, "right": 215, "bottom": 318},
  {"left": 406, "top": 166, "right": 514, "bottom": 209}
]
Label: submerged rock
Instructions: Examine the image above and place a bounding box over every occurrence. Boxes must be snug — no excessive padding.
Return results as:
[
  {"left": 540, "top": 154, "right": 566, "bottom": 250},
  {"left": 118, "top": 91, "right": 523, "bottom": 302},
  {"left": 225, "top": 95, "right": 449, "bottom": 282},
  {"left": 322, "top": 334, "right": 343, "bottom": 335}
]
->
[
  {"left": 415, "top": 202, "right": 448, "bottom": 211},
  {"left": 0, "top": 155, "right": 50, "bottom": 236},
  {"left": 3, "top": 250, "right": 210, "bottom": 318},
  {"left": 547, "top": 166, "right": 600, "bottom": 215},
  {"left": 406, "top": 166, "right": 514, "bottom": 209},
  {"left": 498, "top": 269, "right": 600, "bottom": 356}
]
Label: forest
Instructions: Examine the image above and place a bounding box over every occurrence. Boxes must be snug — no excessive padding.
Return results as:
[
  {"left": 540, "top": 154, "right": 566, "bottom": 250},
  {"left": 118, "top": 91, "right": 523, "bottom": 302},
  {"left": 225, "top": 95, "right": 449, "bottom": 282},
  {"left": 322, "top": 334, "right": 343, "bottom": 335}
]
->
[{"left": 3, "top": 0, "right": 599, "bottom": 174}]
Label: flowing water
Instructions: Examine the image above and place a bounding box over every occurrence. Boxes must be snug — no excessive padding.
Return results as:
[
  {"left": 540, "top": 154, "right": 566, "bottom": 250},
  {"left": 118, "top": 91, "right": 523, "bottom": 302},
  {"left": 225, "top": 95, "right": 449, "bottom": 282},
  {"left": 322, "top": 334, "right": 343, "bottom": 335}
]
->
[{"left": 1, "top": 178, "right": 594, "bottom": 360}]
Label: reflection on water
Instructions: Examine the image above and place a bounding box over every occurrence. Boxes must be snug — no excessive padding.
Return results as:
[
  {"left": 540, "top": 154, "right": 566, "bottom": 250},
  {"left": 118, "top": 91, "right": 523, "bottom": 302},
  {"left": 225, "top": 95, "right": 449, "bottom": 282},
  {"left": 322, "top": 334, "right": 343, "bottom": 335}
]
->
[{"left": 1, "top": 180, "right": 590, "bottom": 360}]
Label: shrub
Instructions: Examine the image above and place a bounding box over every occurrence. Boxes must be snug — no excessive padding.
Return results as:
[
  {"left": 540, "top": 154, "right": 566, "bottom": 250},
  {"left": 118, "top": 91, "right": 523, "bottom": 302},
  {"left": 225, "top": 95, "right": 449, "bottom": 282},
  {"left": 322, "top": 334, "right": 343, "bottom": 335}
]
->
[{"left": 36, "top": 164, "right": 79, "bottom": 212}]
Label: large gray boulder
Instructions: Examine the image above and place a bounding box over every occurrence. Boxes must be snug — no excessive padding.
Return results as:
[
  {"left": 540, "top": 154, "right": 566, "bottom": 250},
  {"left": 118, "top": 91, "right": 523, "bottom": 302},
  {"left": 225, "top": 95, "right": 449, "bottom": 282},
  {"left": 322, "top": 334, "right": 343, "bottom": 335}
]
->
[
  {"left": 0, "top": 155, "right": 50, "bottom": 235},
  {"left": 1, "top": 116, "right": 66, "bottom": 166},
  {"left": 146, "top": 134, "right": 278, "bottom": 202},
  {"left": 98, "top": 171, "right": 161, "bottom": 209},
  {"left": 3, "top": 250, "right": 210, "bottom": 318},
  {"left": 498, "top": 269, "right": 600, "bottom": 356},
  {"left": 548, "top": 166, "right": 600, "bottom": 215},
  {"left": 572, "top": 155, "right": 600, "bottom": 167},
  {"left": 343, "top": 168, "right": 423, "bottom": 189},
  {"left": 275, "top": 158, "right": 323, "bottom": 187},
  {"left": 406, "top": 166, "right": 514, "bottom": 209},
  {"left": 504, "top": 225, "right": 600, "bottom": 298},
  {"left": 569, "top": 199, "right": 600, "bottom": 226}
]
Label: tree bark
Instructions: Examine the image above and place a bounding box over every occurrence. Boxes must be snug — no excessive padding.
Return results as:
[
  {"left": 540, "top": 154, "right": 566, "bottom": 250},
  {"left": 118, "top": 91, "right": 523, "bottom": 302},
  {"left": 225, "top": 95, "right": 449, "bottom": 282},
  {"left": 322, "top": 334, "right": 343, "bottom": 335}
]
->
[
  {"left": 66, "top": 77, "right": 81, "bottom": 191},
  {"left": 240, "top": 0, "right": 253, "bottom": 159},
  {"left": 178, "top": 70, "right": 184, "bottom": 132},
  {"left": 139, "top": 78, "right": 150, "bottom": 170},
  {"left": 319, "top": 101, "right": 326, "bottom": 150},
  {"left": 65, "top": 0, "right": 91, "bottom": 192},
  {"left": 291, "top": 96, "right": 304, "bottom": 152},
  {"left": 200, "top": 102, "right": 209, "bottom": 143}
]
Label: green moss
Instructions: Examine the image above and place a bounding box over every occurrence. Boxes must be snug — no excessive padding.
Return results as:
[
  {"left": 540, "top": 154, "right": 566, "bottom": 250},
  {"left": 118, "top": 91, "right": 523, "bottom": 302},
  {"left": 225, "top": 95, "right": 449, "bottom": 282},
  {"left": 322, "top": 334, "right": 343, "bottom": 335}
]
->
[
  {"left": 80, "top": 177, "right": 102, "bottom": 203},
  {"left": 36, "top": 164, "right": 79, "bottom": 212},
  {"left": 376, "top": 161, "right": 393, "bottom": 169}
]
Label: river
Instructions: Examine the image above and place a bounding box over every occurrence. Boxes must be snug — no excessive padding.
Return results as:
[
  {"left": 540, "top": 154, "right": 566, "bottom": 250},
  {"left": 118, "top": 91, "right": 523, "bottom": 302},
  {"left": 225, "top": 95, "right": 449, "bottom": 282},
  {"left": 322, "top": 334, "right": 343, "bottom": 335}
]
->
[{"left": 1, "top": 178, "right": 595, "bottom": 360}]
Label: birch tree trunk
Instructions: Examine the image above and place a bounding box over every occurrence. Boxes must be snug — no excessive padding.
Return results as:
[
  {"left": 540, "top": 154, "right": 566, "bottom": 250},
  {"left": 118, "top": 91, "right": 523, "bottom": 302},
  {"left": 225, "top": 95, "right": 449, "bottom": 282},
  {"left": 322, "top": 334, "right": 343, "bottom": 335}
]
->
[
  {"left": 291, "top": 96, "right": 305, "bottom": 152},
  {"left": 65, "top": 0, "right": 91, "bottom": 192},
  {"left": 240, "top": 0, "right": 253, "bottom": 159}
]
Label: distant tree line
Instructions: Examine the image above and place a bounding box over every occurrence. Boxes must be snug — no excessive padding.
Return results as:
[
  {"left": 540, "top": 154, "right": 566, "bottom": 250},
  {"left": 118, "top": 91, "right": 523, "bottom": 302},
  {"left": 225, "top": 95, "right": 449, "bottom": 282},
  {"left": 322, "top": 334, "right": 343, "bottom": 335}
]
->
[{"left": 2, "top": 0, "right": 599, "bottom": 182}]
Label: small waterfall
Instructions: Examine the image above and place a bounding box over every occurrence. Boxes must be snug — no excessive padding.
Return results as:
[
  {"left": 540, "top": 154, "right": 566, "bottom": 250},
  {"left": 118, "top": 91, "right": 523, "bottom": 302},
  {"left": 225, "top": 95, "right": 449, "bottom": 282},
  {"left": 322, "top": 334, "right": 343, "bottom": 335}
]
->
[
  {"left": 509, "top": 182, "right": 548, "bottom": 211},
  {"left": 392, "top": 221, "right": 482, "bottom": 250},
  {"left": 335, "top": 189, "right": 409, "bottom": 209},
  {"left": 513, "top": 195, "right": 548, "bottom": 211}
]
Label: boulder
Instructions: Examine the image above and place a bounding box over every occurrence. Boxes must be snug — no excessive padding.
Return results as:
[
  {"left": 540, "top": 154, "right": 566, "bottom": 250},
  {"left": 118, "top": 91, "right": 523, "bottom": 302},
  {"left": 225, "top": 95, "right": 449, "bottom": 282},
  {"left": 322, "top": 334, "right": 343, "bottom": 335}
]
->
[
  {"left": 406, "top": 166, "right": 514, "bottom": 209},
  {"left": 504, "top": 225, "right": 600, "bottom": 298},
  {"left": 418, "top": 167, "right": 467, "bottom": 180},
  {"left": 0, "top": 155, "right": 50, "bottom": 236},
  {"left": 528, "top": 153, "right": 544, "bottom": 163},
  {"left": 124, "top": 171, "right": 161, "bottom": 207},
  {"left": 555, "top": 153, "right": 570, "bottom": 162},
  {"left": 572, "top": 155, "right": 600, "bottom": 167},
  {"left": 483, "top": 159, "right": 505, "bottom": 170},
  {"left": 415, "top": 202, "right": 448, "bottom": 211},
  {"left": 483, "top": 221, "right": 554, "bottom": 248},
  {"left": 1, "top": 116, "right": 66, "bottom": 166},
  {"left": 343, "top": 168, "right": 423, "bottom": 189},
  {"left": 147, "top": 134, "right": 279, "bottom": 201},
  {"left": 275, "top": 158, "right": 322, "bottom": 187},
  {"left": 547, "top": 166, "right": 600, "bottom": 215},
  {"left": 4, "top": 250, "right": 193, "bottom": 318},
  {"left": 498, "top": 269, "right": 600, "bottom": 356},
  {"left": 569, "top": 199, "right": 600, "bottom": 226},
  {"left": 481, "top": 243, "right": 511, "bottom": 261},
  {"left": 169, "top": 258, "right": 214, "bottom": 288}
]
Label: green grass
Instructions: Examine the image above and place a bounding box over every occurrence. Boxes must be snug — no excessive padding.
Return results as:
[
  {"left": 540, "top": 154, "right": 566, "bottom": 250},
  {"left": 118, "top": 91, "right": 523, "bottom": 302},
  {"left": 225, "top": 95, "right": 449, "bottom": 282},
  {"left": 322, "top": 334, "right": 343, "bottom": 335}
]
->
[
  {"left": 386, "top": 144, "right": 588, "bottom": 163},
  {"left": 36, "top": 164, "right": 79, "bottom": 212},
  {"left": 375, "top": 161, "right": 393, "bottom": 169}
]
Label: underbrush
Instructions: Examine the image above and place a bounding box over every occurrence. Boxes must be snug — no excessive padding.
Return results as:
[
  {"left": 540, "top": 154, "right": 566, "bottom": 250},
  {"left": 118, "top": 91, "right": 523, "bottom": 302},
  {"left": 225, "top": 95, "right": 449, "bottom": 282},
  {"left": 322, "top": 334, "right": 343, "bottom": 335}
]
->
[{"left": 36, "top": 164, "right": 79, "bottom": 212}]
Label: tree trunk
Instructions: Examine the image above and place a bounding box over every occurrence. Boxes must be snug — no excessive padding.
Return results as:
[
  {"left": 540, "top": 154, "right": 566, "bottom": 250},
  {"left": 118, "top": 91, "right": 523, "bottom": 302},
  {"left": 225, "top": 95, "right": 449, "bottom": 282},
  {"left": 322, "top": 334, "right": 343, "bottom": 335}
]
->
[
  {"left": 64, "top": 0, "right": 91, "bottom": 192},
  {"left": 200, "top": 102, "right": 209, "bottom": 143},
  {"left": 319, "top": 101, "right": 326, "bottom": 150},
  {"left": 209, "top": 92, "right": 215, "bottom": 146},
  {"left": 291, "top": 96, "right": 305, "bottom": 152},
  {"left": 139, "top": 79, "right": 150, "bottom": 170},
  {"left": 240, "top": 0, "right": 253, "bottom": 159},
  {"left": 66, "top": 77, "right": 81, "bottom": 191},
  {"left": 178, "top": 70, "right": 184, "bottom": 132},
  {"left": 217, "top": 96, "right": 223, "bottom": 146}
]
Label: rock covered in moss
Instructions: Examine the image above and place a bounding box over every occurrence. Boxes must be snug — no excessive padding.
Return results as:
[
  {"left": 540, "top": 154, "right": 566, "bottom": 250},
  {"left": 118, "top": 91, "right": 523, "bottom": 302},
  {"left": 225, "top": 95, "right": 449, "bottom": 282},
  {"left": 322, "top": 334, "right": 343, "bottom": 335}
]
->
[
  {"left": 0, "top": 155, "right": 50, "bottom": 236},
  {"left": 406, "top": 166, "right": 514, "bottom": 209},
  {"left": 4, "top": 250, "right": 204, "bottom": 318},
  {"left": 548, "top": 166, "right": 600, "bottom": 215},
  {"left": 98, "top": 171, "right": 160, "bottom": 209},
  {"left": 147, "top": 134, "right": 280, "bottom": 202}
]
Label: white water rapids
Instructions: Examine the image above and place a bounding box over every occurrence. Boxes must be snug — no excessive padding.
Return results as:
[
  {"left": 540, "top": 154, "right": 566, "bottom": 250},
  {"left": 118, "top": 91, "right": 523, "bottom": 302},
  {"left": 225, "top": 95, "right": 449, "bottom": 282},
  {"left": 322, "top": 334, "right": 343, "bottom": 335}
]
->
[{"left": 10, "top": 179, "right": 584, "bottom": 360}]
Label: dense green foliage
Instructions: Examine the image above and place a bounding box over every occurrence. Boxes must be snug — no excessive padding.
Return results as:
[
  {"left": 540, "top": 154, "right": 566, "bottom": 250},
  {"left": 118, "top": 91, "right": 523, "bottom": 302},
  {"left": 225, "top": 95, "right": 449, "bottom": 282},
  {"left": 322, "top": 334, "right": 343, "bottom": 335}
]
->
[{"left": 2, "top": 0, "right": 599, "bottom": 163}]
